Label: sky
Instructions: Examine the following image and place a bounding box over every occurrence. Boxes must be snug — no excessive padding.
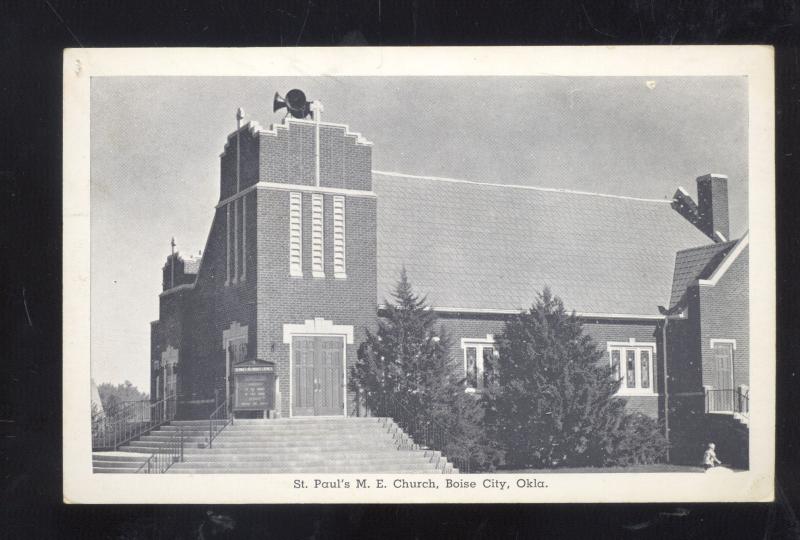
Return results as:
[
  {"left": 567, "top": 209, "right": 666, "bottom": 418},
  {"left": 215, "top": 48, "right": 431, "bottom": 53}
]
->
[{"left": 90, "top": 76, "right": 748, "bottom": 390}]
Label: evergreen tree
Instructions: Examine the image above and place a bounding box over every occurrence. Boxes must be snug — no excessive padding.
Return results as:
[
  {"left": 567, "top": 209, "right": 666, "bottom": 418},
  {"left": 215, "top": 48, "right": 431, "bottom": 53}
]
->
[
  {"left": 484, "top": 288, "right": 668, "bottom": 469},
  {"left": 351, "top": 269, "right": 497, "bottom": 470},
  {"left": 351, "top": 268, "right": 451, "bottom": 418}
]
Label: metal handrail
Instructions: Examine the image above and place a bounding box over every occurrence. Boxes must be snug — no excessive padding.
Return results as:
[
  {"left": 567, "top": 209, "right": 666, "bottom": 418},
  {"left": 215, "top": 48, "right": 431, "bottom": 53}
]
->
[
  {"left": 705, "top": 388, "right": 749, "bottom": 419},
  {"left": 208, "top": 399, "right": 233, "bottom": 449},
  {"left": 379, "top": 394, "right": 475, "bottom": 473},
  {"left": 92, "top": 394, "right": 177, "bottom": 451},
  {"left": 137, "top": 426, "right": 184, "bottom": 474},
  {"left": 92, "top": 398, "right": 145, "bottom": 423}
]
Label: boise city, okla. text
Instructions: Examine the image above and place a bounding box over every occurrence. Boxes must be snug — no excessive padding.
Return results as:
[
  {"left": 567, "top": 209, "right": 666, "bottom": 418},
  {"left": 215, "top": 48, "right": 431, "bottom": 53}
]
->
[{"left": 293, "top": 478, "right": 549, "bottom": 490}]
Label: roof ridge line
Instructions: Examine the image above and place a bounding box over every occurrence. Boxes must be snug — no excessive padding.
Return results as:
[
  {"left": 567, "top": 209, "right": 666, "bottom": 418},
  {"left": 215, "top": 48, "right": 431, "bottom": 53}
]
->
[
  {"left": 675, "top": 239, "right": 737, "bottom": 255},
  {"left": 372, "top": 170, "right": 673, "bottom": 204}
]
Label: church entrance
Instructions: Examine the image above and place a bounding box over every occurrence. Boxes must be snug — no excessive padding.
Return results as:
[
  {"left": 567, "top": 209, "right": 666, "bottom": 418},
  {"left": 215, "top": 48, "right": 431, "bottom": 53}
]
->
[{"left": 291, "top": 336, "right": 345, "bottom": 416}]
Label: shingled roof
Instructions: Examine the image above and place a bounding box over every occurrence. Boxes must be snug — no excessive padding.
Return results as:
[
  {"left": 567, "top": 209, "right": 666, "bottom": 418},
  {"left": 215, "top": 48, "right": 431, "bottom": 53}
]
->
[
  {"left": 373, "top": 171, "right": 711, "bottom": 317},
  {"left": 668, "top": 240, "right": 736, "bottom": 309}
]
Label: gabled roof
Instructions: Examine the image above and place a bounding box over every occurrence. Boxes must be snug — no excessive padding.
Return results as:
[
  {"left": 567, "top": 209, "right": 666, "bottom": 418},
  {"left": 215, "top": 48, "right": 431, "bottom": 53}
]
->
[
  {"left": 669, "top": 240, "right": 736, "bottom": 309},
  {"left": 373, "top": 171, "right": 712, "bottom": 318}
]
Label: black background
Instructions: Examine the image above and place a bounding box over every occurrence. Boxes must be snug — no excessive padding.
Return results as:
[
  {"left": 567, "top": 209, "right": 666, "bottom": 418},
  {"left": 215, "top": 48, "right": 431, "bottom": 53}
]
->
[{"left": 3, "top": 1, "right": 800, "bottom": 538}]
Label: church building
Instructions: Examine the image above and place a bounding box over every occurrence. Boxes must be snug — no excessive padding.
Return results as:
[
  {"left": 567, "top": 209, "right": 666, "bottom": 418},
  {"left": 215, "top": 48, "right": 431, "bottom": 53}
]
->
[{"left": 150, "top": 92, "right": 749, "bottom": 459}]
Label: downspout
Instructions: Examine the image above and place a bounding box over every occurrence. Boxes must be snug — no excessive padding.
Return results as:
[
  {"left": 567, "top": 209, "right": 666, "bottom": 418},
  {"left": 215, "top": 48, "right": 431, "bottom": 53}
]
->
[
  {"left": 661, "top": 316, "right": 671, "bottom": 463},
  {"left": 658, "top": 304, "right": 685, "bottom": 464}
]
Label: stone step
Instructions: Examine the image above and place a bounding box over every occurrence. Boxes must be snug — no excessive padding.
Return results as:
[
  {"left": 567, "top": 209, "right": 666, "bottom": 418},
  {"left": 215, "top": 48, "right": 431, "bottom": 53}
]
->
[
  {"left": 92, "top": 462, "right": 144, "bottom": 470},
  {"left": 92, "top": 458, "right": 146, "bottom": 466},
  {"left": 118, "top": 444, "right": 414, "bottom": 455},
  {"left": 177, "top": 451, "right": 436, "bottom": 461},
  {"left": 92, "top": 452, "right": 151, "bottom": 462},
  {"left": 169, "top": 418, "right": 385, "bottom": 426},
  {"left": 94, "top": 467, "right": 143, "bottom": 474},
  {"left": 142, "top": 434, "right": 397, "bottom": 444},
  {"left": 95, "top": 418, "right": 455, "bottom": 474},
  {"left": 167, "top": 465, "right": 442, "bottom": 474},
  {"left": 174, "top": 458, "right": 437, "bottom": 468},
  {"left": 124, "top": 440, "right": 402, "bottom": 451},
  {"left": 150, "top": 426, "right": 389, "bottom": 437},
  {"left": 158, "top": 425, "right": 391, "bottom": 434}
]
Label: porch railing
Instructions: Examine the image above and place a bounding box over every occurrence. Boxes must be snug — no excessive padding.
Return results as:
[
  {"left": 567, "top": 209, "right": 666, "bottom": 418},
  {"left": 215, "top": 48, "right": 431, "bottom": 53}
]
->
[
  {"left": 91, "top": 394, "right": 177, "bottom": 451},
  {"left": 379, "top": 394, "right": 475, "bottom": 474},
  {"left": 137, "top": 426, "right": 184, "bottom": 474},
  {"left": 705, "top": 388, "right": 749, "bottom": 419},
  {"left": 208, "top": 399, "right": 233, "bottom": 449}
]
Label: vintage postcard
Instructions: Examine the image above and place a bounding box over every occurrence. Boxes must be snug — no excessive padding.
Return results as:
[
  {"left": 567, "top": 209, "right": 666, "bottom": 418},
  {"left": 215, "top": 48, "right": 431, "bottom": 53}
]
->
[{"left": 63, "top": 46, "right": 774, "bottom": 503}]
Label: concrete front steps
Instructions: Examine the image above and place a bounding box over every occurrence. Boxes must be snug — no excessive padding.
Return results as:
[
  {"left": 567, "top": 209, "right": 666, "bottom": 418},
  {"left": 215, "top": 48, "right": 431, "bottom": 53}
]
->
[
  {"left": 96, "top": 417, "right": 455, "bottom": 474},
  {"left": 92, "top": 451, "right": 151, "bottom": 473}
]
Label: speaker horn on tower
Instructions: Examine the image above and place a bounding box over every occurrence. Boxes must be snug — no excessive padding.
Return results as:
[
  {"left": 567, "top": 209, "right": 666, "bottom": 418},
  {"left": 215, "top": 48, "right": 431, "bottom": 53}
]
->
[{"left": 273, "top": 89, "right": 313, "bottom": 119}]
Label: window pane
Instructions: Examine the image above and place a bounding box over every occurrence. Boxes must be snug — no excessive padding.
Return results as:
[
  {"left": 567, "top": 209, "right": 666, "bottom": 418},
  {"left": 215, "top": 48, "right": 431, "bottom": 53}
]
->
[
  {"left": 640, "top": 350, "right": 650, "bottom": 388},
  {"left": 611, "top": 350, "right": 621, "bottom": 381},
  {"left": 465, "top": 348, "right": 477, "bottom": 389},
  {"left": 626, "top": 350, "right": 636, "bottom": 388},
  {"left": 482, "top": 347, "right": 494, "bottom": 388}
]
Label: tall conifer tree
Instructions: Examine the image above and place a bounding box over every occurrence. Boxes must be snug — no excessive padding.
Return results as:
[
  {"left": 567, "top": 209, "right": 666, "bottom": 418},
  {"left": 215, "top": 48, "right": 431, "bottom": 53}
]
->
[
  {"left": 484, "top": 288, "right": 668, "bottom": 468},
  {"left": 351, "top": 269, "right": 497, "bottom": 470}
]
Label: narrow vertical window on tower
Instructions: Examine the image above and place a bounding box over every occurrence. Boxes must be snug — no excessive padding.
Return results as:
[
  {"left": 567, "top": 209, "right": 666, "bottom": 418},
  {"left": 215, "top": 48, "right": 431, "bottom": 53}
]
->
[
  {"left": 241, "top": 193, "right": 246, "bottom": 281},
  {"left": 289, "top": 192, "right": 303, "bottom": 277},
  {"left": 233, "top": 198, "right": 239, "bottom": 284},
  {"left": 311, "top": 193, "right": 325, "bottom": 277},
  {"left": 333, "top": 196, "right": 346, "bottom": 278},
  {"left": 225, "top": 203, "right": 231, "bottom": 286}
]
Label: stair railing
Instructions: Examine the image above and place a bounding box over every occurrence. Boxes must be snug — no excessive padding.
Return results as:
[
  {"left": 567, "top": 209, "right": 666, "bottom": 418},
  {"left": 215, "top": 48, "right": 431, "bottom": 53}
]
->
[
  {"left": 379, "top": 394, "right": 475, "bottom": 474},
  {"left": 137, "top": 426, "right": 184, "bottom": 474},
  {"left": 705, "top": 388, "right": 749, "bottom": 420},
  {"left": 208, "top": 399, "right": 233, "bottom": 449},
  {"left": 92, "top": 394, "right": 177, "bottom": 451}
]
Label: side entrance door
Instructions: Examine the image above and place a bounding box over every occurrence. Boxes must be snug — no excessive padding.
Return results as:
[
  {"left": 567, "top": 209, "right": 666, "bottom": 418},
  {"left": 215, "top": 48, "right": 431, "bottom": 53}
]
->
[
  {"left": 292, "top": 336, "right": 344, "bottom": 416},
  {"left": 711, "top": 342, "right": 734, "bottom": 411}
]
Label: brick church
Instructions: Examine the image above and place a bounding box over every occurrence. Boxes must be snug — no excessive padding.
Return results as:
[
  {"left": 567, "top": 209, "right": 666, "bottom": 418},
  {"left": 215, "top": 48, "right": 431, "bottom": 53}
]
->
[{"left": 150, "top": 93, "right": 749, "bottom": 461}]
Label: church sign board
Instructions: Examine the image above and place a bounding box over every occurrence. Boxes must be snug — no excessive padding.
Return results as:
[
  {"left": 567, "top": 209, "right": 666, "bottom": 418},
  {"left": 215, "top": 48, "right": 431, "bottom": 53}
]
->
[{"left": 232, "top": 358, "right": 275, "bottom": 412}]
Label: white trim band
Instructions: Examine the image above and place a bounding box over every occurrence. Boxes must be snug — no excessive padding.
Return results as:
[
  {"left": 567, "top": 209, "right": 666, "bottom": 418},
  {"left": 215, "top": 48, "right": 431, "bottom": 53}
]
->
[{"left": 283, "top": 318, "right": 354, "bottom": 344}]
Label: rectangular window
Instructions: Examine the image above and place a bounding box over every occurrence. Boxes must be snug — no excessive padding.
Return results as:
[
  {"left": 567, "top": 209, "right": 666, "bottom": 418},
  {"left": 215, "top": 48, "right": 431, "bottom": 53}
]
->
[
  {"left": 311, "top": 193, "right": 324, "bottom": 277},
  {"left": 608, "top": 343, "right": 655, "bottom": 395},
  {"left": 640, "top": 350, "right": 650, "bottom": 388},
  {"left": 289, "top": 192, "right": 302, "bottom": 276},
  {"left": 333, "top": 196, "right": 346, "bottom": 278},
  {"left": 626, "top": 350, "right": 636, "bottom": 388},
  {"left": 462, "top": 338, "right": 495, "bottom": 393},
  {"left": 465, "top": 347, "right": 478, "bottom": 390}
]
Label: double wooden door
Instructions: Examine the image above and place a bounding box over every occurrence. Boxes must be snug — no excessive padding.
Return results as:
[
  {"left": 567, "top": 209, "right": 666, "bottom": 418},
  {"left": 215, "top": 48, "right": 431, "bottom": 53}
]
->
[{"left": 292, "top": 336, "right": 344, "bottom": 416}]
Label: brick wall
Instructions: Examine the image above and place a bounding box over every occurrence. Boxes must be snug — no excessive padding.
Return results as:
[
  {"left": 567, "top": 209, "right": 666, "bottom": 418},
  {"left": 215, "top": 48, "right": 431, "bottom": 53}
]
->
[
  {"left": 172, "top": 196, "right": 258, "bottom": 418},
  {"left": 432, "top": 313, "right": 663, "bottom": 419},
  {"left": 150, "top": 286, "right": 191, "bottom": 402},
  {"left": 220, "top": 128, "right": 260, "bottom": 200},
  {"left": 256, "top": 188, "right": 378, "bottom": 416},
  {"left": 699, "top": 245, "right": 749, "bottom": 389},
  {"left": 258, "top": 121, "right": 372, "bottom": 191}
]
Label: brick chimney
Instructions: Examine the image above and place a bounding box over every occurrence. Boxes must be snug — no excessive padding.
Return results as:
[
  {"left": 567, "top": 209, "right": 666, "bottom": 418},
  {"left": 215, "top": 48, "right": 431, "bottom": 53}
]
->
[{"left": 696, "top": 174, "right": 730, "bottom": 242}]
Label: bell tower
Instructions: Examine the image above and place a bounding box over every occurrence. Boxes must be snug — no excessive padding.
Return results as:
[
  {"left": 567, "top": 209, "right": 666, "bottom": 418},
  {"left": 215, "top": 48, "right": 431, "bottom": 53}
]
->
[{"left": 249, "top": 90, "right": 378, "bottom": 417}]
